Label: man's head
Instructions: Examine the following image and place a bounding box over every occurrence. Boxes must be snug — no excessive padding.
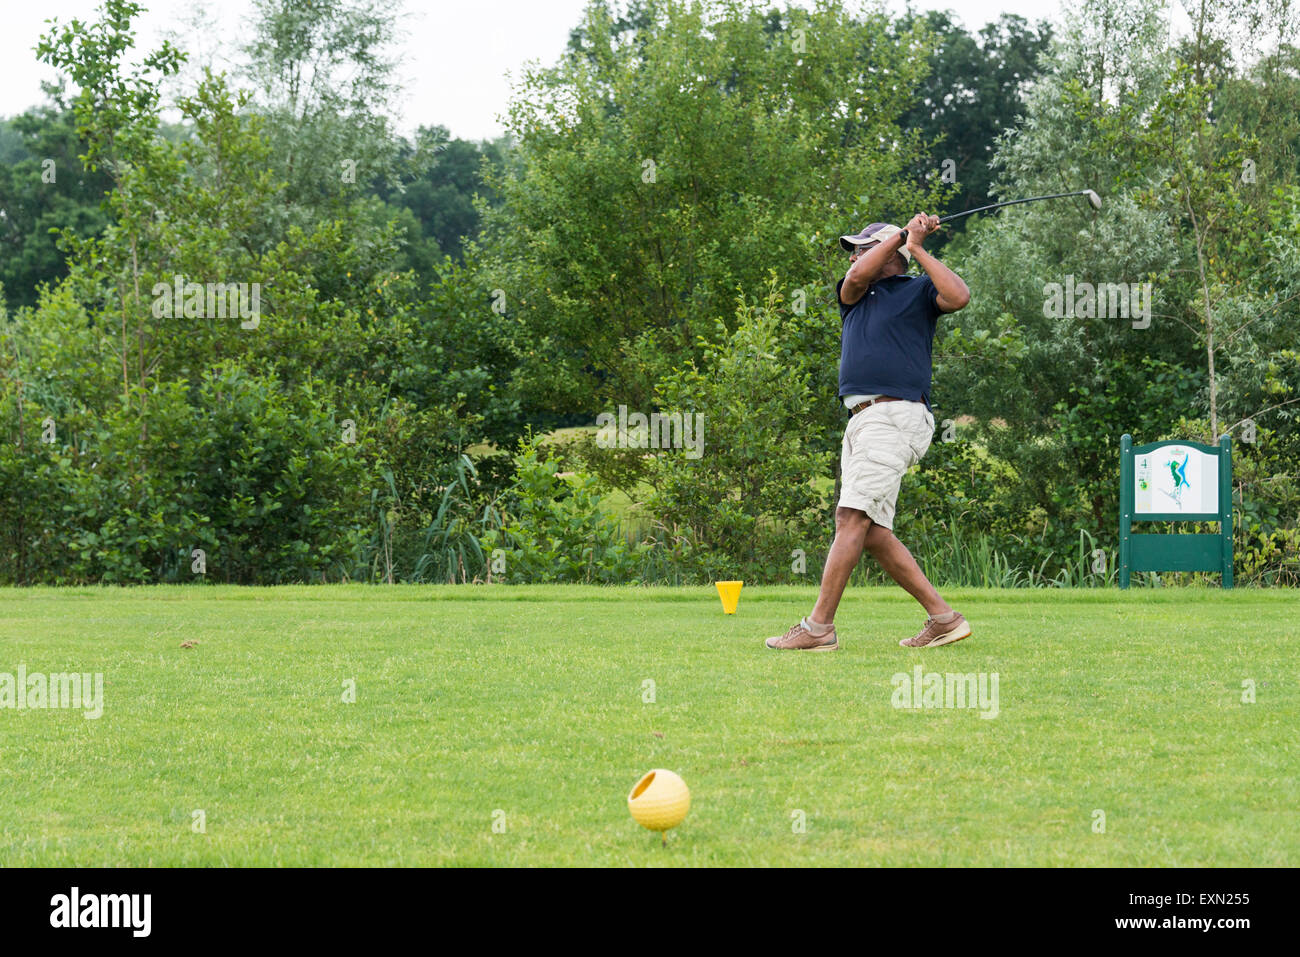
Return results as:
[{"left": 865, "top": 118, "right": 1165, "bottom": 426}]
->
[{"left": 840, "top": 223, "right": 910, "bottom": 276}]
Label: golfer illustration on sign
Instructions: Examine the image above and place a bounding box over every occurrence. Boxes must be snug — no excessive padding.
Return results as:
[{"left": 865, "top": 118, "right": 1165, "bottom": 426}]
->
[{"left": 766, "top": 214, "right": 973, "bottom": 651}]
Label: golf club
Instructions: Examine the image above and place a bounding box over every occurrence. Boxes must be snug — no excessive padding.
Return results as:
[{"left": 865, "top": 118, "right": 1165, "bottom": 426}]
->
[{"left": 897, "top": 189, "right": 1101, "bottom": 241}]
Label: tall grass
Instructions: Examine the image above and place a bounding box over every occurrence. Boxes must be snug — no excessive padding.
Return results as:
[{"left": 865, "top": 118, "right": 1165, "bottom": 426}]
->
[
  {"left": 920, "top": 526, "right": 1118, "bottom": 588},
  {"left": 353, "top": 455, "right": 496, "bottom": 584},
  {"left": 409, "top": 455, "right": 497, "bottom": 584},
  {"left": 376, "top": 473, "right": 1144, "bottom": 589}
]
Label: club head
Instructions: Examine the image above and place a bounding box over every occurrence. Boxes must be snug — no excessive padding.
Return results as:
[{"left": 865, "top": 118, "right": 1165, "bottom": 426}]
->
[{"left": 1084, "top": 189, "right": 1102, "bottom": 210}]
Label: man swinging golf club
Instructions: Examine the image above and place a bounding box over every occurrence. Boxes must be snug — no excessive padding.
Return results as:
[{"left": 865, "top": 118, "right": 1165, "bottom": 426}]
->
[{"left": 766, "top": 213, "right": 972, "bottom": 651}]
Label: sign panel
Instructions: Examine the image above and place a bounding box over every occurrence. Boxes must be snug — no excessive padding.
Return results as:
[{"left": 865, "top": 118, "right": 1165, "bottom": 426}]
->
[
  {"left": 1134, "top": 445, "right": 1219, "bottom": 515},
  {"left": 1119, "top": 434, "right": 1233, "bottom": 588}
]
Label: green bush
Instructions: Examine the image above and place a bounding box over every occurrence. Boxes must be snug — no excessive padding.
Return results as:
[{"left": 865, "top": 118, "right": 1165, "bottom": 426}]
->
[
  {"left": 0, "top": 376, "right": 76, "bottom": 583},
  {"left": 480, "top": 437, "right": 646, "bottom": 583},
  {"left": 3, "top": 364, "right": 369, "bottom": 584},
  {"left": 646, "top": 279, "right": 832, "bottom": 581},
  {"left": 186, "top": 364, "right": 369, "bottom": 583}
]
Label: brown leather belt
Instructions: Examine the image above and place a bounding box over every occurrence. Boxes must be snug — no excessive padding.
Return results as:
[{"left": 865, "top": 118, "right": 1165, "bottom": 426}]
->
[{"left": 850, "top": 395, "right": 903, "bottom": 415}]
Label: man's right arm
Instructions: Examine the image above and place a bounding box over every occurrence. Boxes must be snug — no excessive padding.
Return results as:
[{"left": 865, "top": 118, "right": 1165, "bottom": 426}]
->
[{"left": 840, "top": 232, "right": 908, "bottom": 305}]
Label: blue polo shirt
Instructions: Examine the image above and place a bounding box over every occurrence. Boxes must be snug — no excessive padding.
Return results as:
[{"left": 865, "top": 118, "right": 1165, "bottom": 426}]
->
[{"left": 836, "top": 274, "right": 940, "bottom": 409}]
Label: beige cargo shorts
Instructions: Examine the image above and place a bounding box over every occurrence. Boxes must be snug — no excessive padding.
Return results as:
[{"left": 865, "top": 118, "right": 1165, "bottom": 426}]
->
[{"left": 838, "top": 400, "right": 935, "bottom": 529}]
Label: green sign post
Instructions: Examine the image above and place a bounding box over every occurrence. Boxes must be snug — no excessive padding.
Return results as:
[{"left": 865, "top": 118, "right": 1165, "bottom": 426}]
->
[{"left": 1119, "top": 434, "right": 1233, "bottom": 588}]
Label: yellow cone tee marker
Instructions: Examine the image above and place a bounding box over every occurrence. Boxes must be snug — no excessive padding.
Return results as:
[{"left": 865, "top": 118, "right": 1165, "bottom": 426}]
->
[{"left": 715, "top": 580, "right": 743, "bottom": 614}]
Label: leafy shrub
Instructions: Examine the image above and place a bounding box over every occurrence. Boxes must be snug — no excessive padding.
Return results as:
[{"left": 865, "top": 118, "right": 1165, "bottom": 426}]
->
[
  {"left": 403, "top": 454, "right": 495, "bottom": 584},
  {"left": 4, "top": 364, "right": 369, "bottom": 584},
  {"left": 480, "top": 437, "right": 645, "bottom": 583},
  {"left": 646, "top": 279, "right": 832, "bottom": 580}
]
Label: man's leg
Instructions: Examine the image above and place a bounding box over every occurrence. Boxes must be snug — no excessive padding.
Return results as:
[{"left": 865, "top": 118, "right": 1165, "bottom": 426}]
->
[
  {"left": 764, "top": 507, "right": 869, "bottom": 650},
  {"left": 766, "top": 507, "right": 968, "bottom": 650},
  {"left": 862, "top": 523, "right": 951, "bottom": 617},
  {"left": 808, "top": 506, "right": 872, "bottom": 624},
  {"left": 865, "top": 523, "right": 970, "bottom": 647}
]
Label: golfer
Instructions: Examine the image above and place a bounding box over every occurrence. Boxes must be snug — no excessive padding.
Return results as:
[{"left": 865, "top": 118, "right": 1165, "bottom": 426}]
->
[{"left": 766, "top": 213, "right": 972, "bottom": 651}]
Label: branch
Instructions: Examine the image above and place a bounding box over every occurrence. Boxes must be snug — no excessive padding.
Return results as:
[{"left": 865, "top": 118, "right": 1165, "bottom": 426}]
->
[
  {"left": 1147, "top": 310, "right": 1202, "bottom": 336},
  {"left": 1222, "top": 396, "right": 1300, "bottom": 434},
  {"left": 1219, "top": 289, "right": 1300, "bottom": 346}
]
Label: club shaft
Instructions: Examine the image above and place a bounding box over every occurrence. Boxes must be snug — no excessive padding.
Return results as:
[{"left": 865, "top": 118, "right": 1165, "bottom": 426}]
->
[
  {"left": 938, "top": 191, "right": 1092, "bottom": 224},
  {"left": 898, "top": 190, "right": 1093, "bottom": 241}
]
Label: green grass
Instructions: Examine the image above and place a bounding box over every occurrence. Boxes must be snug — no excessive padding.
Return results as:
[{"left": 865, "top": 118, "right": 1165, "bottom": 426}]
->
[{"left": 0, "top": 585, "right": 1295, "bottom": 866}]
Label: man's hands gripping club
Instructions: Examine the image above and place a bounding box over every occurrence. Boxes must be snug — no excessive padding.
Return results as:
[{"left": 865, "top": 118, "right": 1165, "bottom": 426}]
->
[{"left": 902, "top": 212, "right": 940, "bottom": 254}]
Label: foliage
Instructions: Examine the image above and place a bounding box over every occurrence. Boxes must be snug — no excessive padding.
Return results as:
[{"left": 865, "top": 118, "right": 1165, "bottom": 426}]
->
[
  {"left": 481, "top": 436, "right": 646, "bottom": 583},
  {"left": 0, "top": 364, "right": 367, "bottom": 585},
  {"left": 929, "top": 0, "right": 1299, "bottom": 584},
  {"left": 241, "top": 0, "right": 409, "bottom": 224},
  {"left": 0, "top": 0, "right": 504, "bottom": 586},
  {"left": 407, "top": 455, "right": 495, "bottom": 584},
  {"left": 647, "top": 278, "right": 832, "bottom": 579},
  {"left": 894, "top": 11, "right": 1054, "bottom": 242},
  {"left": 481, "top": 0, "right": 944, "bottom": 415},
  {"left": 2, "top": 0, "right": 1295, "bottom": 588},
  {"left": 372, "top": 126, "right": 510, "bottom": 270},
  {"left": 0, "top": 92, "right": 113, "bottom": 311}
]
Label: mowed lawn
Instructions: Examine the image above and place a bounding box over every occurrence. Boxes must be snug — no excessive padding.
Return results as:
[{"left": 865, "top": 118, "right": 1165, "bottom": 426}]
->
[{"left": 0, "top": 585, "right": 1295, "bottom": 867}]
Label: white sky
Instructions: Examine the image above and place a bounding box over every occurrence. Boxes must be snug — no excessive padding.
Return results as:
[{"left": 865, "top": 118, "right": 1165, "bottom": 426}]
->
[{"left": 0, "top": 0, "right": 1178, "bottom": 142}]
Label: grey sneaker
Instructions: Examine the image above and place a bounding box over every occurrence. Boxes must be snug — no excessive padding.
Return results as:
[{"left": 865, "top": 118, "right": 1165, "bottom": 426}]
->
[
  {"left": 899, "top": 611, "right": 971, "bottom": 648},
  {"left": 765, "top": 619, "right": 838, "bottom": 651}
]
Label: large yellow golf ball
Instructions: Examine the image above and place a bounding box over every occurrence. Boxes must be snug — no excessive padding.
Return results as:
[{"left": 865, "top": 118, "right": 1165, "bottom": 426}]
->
[{"left": 628, "top": 769, "right": 691, "bottom": 831}]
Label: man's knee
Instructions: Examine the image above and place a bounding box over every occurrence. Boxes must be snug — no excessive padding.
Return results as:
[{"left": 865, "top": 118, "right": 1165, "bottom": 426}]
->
[
  {"left": 863, "top": 522, "right": 895, "bottom": 553},
  {"left": 834, "top": 507, "right": 871, "bottom": 538}
]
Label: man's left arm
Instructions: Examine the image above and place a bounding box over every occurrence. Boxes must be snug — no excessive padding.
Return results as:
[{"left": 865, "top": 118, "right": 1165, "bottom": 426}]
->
[{"left": 903, "top": 213, "right": 970, "bottom": 313}]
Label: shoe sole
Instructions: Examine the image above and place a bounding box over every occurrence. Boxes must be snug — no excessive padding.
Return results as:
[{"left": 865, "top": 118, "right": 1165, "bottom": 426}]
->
[
  {"left": 765, "top": 640, "right": 839, "bottom": 651},
  {"left": 898, "top": 623, "right": 972, "bottom": 648}
]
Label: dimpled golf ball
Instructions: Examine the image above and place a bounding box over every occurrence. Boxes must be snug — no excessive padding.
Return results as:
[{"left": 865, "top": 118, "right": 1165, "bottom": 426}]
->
[{"left": 628, "top": 769, "right": 691, "bottom": 831}]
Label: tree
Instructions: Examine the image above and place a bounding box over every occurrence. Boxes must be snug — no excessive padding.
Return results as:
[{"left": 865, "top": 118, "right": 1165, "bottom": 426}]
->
[
  {"left": 894, "top": 11, "right": 1054, "bottom": 238},
  {"left": 1097, "top": 0, "right": 1300, "bottom": 441},
  {"left": 35, "top": 0, "right": 186, "bottom": 412},
  {"left": 3, "top": 0, "right": 501, "bottom": 584},
  {"left": 648, "top": 278, "right": 832, "bottom": 577},
  {"left": 241, "top": 0, "right": 414, "bottom": 225},
  {"left": 933, "top": 0, "right": 1299, "bottom": 578},
  {"left": 369, "top": 125, "right": 510, "bottom": 279},
  {"left": 481, "top": 0, "right": 943, "bottom": 418},
  {"left": 0, "top": 90, "right": 113, "bottom": 311},
  {"left": 930, "top": 0, "right": 1188, "bottom": 548}
]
